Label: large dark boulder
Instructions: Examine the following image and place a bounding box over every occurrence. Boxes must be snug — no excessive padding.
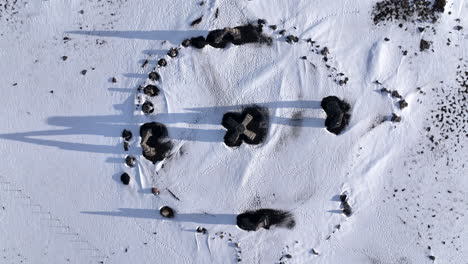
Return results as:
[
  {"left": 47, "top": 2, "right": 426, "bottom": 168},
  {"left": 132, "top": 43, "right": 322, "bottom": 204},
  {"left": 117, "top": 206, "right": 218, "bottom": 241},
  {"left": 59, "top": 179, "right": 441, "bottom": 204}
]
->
[
  {"left": 140, "top": 122, "right": 173, "bottom": 164},
  {"left": 321, "top": 96, "right": 351, "bottom": 135},
  {"left": 236, "top": 209, "right": 295, "bottom": 231},
  {"left": 143, "top": 85, "right": 160, "bottom": 97},
  {"left": 199, "top": 24, "right": 271, "bottom": 49},
  {"left": 142, "top": 101, "right": 154, "bottom": 114},
  {"left": 221, "top": 105, "right": 269, "bottom": 147},
  {"left": 190, "top": 36, "right": 207, "bottom": 49},
  {"left": 160, "top": 206, "right": 175, "bottom": 218}
]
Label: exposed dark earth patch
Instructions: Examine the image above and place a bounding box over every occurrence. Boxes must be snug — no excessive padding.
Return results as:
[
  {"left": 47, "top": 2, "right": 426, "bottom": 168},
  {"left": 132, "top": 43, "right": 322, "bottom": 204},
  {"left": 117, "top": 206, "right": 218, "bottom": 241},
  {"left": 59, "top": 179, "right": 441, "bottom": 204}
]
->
[
  {"left": 140, "top": 122, "right": 173, "bottom": 164},
  {"left": 236, "top": 209, "right": 295, "bottom": 231}
]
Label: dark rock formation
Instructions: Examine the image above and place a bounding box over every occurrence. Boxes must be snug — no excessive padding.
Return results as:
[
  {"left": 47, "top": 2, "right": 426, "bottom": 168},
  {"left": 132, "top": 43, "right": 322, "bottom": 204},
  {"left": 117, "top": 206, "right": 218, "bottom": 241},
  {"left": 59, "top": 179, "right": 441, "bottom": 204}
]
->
[
  {"left": 142, "top": 101, "right": 154, "bottom": 114},
  {"left": 120, "top": 173, "right": 130, "bottom": 185},
  {"left": 399, "top": 100, "right": 409, "bottom": 109},
  {"left": 285, "top": 35, "right": 299, "bottom": 44},
  {"left": 320, "top": 96, "right": 351, "bottom": 135},
  {"left": 160, "top": 206, "right": 175, "bottom": 218},
  {"left": 236, "top": 209, "right": 295, "bottom": 231},
  {"left": 189, "top": 24, "right": 271, "bottom": 49},
  {"left": 196, "top": 227, "right": 207, "bottom": 234},
  {"left": 420, "top": 39, "right": 432, "bottom": 51},
  {"left": 221, "top": 105, "right": 269, "bottom": 147},
  {"left": 140, "top": 122, "right": 173, "bottom": 164},
  {"left": 167, "top": 48, "right": 179, "bottom": 58},
  {"left": 149, "top": 72, "right": 160, "bottom": 81},
  {"left": 182, "top": 39, "right": 191, "bottom": 47},
  {"left": 121, "top": 129, "right": 132, "bottom": 141},
  {"left": 143, "top": 85, "right": 160, "bottom": 97},
  {"left": 125, "top": 155, "right": 136, "bottom": 167},
  {"left": 158, "top": 58, "right": 167, "bottom": 67},
  {"left": 189, "top": 36, "right": 207, "bottom": 49},
  {"left": 391, "top": 113, "right": 402, "bottom": 122},
  {"left": 190, "top": 16, "right": 203, "bottom": 26}
]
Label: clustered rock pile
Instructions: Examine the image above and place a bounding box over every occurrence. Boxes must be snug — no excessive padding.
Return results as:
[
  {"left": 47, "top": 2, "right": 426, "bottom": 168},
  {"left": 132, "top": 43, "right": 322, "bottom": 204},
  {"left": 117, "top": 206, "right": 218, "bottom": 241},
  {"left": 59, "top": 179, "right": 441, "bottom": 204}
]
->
[
  {"left": 182, "top": 23, "right": 272, "bottom": 49},
  {"left": 372, "top": 0, "right": 446, "bottom": 25}
]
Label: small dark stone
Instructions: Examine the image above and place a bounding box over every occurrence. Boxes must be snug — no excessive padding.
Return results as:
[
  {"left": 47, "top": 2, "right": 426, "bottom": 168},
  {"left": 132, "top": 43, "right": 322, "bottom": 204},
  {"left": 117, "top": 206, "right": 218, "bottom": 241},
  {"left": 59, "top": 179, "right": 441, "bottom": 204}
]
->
[
  {"left": 123, "top": 141, "right": 129, "bottom": 151},
  {"left": 111, "top": 77, "right": 117, "bottom": 83},
  {"left": 141, "top": 59, "right": 149, "bottom": 68},
  {"left": 269, "top": 25, "right": 277, "bottom": 30},
  {"left": 148, "top": 72, "right": 160, "bottom": 81},
  {"left": 391, "top": 113, "right": 401, "bottom": 122},
  {"left": 160, "top": 206, "right": 175, "bottom": 218},
  {"left": 122, "top": 129, "right": 133, "bottom": 141},
  {"left": 300, "top": 56, "right": 307, "bottom": 60},
  {"left": 196, "top": 226, "right": 207, "bottom": 234},
  {"left": 285, "top": 254, "right": 292, "bottom": 259},
  {"left": 286, "top": 35, "right": 299, "bottom": 43},
  {"left": 257, "top": 19, "right": 266, "bottom": 25},
  {"left": 125, "top": 156, "right": 136, "bottom": 167},
  {"left": 62, "top": 56, "right": 68, "bottom": 61},
  {"left": 420, "top": 39, "right": 432, "bottom": 52},
  {"left": 50, "top": 90, "right": 54, "bottom": 94},
  {"left": 151, "top": 187, "right": 159, "bottom": 195},
  {"left": 342, "top": 202, "right": 352, "bottom": 217},
  {"left": 191, "top": 16, "right": 203, "bottom": 26},
  {"left": 78, "top": 10, "right": 84, "bottom": 14},
  {"left": 384, "top": 37, "right": 390, "bottom": 41},
  {"left": 80, "top": 70, "right": 87, "bottom": 75},
  {"left": 158, "top": 58, "right": 167, "bottom": 67},
  {"left": 182, "top": 39, "right": 191, "bottom": 47},
  {"left": 143, "top": 85, "right": 160, "bottom": 97},
  {"left": 339, "top": 194, "right": 348, "bottom": 202},
  {"left": 320, "top": 47, "right": 329, "bottom": 56},
  {"left": 120, "top": 173, "right": 131, "bottom": 185},
  {"left": 398, "top": 100, "right": 408, "bottom": 109},
  {"left": 142, "top": 101, "right": 154, "bottom": 114},
  {"left": 381, "top": 88, "right": 390, "bottom": 93},
  {"left": 418, "top": 27, "right": 425, "bottom": 33},
  {"left": 12, "top": 83, "right": 17, "bottom": 86},
  {"left": 279, "top": 29, "right": 286, "bottom": 35},
  {"left": 391, "top": 90, "right": 402, "bottom": 98},
  {"left": 454, "top": 25, "right": 463, "bottom": 31},
  {"left": 167, "top": 48, "right": 179, "bottom": 58},
  {"left": 428, "top": 255, "right": 435, "bottom": 261}
]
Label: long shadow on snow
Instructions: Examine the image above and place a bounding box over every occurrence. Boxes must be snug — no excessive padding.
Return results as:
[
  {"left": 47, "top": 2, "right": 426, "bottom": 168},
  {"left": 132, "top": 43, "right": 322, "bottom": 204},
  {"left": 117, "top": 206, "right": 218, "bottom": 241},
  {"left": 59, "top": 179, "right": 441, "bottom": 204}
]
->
[
  {"left": 82, "top": 208, "right": 236, "bottom": 225},
  {"left": 0, "top": 100, "right": 323, "bottom": 154},
  {"left": 66, "top": 30, "right": 209, "bottom": 44}
]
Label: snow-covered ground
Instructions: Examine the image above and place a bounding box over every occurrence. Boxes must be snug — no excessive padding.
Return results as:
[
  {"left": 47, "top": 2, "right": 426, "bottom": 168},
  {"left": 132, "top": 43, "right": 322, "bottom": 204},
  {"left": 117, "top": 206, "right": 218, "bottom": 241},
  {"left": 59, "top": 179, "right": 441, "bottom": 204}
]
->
[{"left": 0, "top": 0, "right": 466, "bottom": 263}]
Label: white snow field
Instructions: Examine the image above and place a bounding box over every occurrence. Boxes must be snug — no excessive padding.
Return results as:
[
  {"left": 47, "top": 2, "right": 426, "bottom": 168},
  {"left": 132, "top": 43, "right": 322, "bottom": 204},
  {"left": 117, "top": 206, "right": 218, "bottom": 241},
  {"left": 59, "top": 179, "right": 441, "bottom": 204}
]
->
[{"left": 0, "top": 0, "right": 467, "bottom": 263}]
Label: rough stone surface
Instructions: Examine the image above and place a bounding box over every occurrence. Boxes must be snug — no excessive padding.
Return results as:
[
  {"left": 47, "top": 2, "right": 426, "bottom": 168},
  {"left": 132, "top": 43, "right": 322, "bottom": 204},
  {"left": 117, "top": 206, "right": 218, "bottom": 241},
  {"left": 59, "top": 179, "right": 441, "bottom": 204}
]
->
[
  {"left": 320, "top": 96, "right": 351, "bottom": 135},
  {"left": 140, "top": 122, "right": 173, "bottom": 164}
]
